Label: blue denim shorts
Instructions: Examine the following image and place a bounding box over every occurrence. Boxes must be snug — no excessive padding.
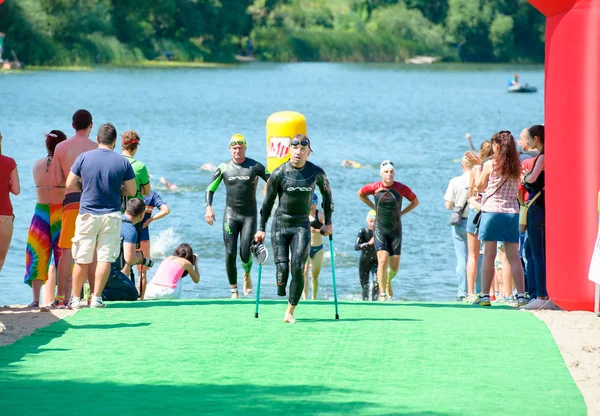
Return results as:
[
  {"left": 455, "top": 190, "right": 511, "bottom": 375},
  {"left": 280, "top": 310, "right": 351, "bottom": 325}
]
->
[
  {"left": 478, "top": 212, "right": 519, "bottom": 243},
  {"left": 466, "top": 208, "right": 479, "bottom": 235}
]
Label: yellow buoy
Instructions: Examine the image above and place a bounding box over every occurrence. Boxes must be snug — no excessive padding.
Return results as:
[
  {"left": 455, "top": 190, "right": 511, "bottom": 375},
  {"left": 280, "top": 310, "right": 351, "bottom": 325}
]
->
[{"left": 266, "top": 111, "right": 307, "bottom": 173}]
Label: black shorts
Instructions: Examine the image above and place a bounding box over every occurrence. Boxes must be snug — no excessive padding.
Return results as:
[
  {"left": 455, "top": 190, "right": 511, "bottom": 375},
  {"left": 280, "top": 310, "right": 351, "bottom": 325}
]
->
[{"left": 374, "top": 228, "right": 401, "bottom": 256}]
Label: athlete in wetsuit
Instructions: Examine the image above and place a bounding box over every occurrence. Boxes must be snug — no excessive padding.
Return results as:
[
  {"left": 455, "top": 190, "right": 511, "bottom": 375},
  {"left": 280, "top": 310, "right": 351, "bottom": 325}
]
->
[
  {"left": 254, "top": 134, "right": 333, "bottom": 323},
  {"left": 358, "top": 160, "right": 419, "bottom": 301},
  {"left": 205, "top": 134, "right": 269, "bottom": 298},
  {"left": 355, "top": 210, "right": 379, "bottom": 301}
]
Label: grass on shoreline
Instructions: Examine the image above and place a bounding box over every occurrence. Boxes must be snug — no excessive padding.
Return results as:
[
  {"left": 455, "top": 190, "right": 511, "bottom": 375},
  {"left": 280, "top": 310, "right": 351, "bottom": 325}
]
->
[{"left": 1, "top": 60, "right": 233, "bottom": 73}]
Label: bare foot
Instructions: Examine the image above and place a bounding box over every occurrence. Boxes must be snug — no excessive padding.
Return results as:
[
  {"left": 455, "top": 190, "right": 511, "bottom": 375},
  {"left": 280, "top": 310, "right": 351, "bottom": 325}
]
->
[
  {"left": 386, "top": 283, "right": 393, "bottom": 299},
  {"left": 243, "top": 273, "right": 253, "bottom": 296},
  {"left": 284, "top": 303, "right": 296, "bottom": 323}
]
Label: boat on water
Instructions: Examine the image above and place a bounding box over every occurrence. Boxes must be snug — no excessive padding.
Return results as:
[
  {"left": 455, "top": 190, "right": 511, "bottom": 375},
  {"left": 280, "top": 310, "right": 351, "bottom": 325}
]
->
[
  {"left": 507, "top": 84, "right": 537, "bottom": 93},
  {"left": 405, "top": 55, "right": 440, "bottom": 64}
]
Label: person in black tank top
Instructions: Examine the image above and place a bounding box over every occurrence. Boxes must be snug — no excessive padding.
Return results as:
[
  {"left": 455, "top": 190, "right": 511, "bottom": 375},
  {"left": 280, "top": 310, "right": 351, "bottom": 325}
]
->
[
  {"left": 303, "top": 193, "right": 326, "bottom": 300},
  {"left": 522, "top": 125, "right": 550, "bottom": 309},
  {"left": 255, "top": 135, "right": 333, "bottom": 323}
]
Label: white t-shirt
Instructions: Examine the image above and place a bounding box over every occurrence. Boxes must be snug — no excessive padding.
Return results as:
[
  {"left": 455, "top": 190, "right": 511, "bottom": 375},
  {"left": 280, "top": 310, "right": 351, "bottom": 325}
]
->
[{"left": 444, "top": 171, "right": 470, "bottom": 218}]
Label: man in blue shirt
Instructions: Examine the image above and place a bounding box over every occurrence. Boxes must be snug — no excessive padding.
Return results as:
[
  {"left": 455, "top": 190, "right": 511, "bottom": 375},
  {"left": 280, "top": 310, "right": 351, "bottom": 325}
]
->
[
  {"left": 66, "top": 123, "right": 137, "bottom": 309},
  {"left": 103, "top": 198, "right": 154, "bottom": 301}
]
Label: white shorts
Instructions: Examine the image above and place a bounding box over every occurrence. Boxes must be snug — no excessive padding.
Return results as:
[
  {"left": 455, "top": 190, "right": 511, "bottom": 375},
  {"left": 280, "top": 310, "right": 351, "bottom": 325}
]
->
[
  {"left": 72, "top": 212, "right": 122, "bottom": 264},
  {"left": 145, "top": 279, "right": 183, "bottom": 300}
]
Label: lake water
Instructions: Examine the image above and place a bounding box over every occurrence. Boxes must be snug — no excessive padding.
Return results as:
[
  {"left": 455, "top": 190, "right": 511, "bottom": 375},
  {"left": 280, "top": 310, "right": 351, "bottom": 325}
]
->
[{"left": 0, "top": 63, "right": 544, "bottom": 305}]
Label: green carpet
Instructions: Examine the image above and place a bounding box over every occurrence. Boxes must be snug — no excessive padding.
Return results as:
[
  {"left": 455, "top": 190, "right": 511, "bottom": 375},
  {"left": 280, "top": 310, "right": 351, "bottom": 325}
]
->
[{"left": 0, "top": 300, "right": 586, "bottom": 415}]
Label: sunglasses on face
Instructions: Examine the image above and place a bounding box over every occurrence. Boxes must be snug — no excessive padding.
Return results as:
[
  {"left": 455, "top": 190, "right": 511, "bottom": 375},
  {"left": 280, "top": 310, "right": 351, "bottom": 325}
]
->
[
  {"left": 229, "top": 141, "right": 246, "bottom": 147},
  {"left": 290, "top": 139, "right": 310, "bottom": 147}
]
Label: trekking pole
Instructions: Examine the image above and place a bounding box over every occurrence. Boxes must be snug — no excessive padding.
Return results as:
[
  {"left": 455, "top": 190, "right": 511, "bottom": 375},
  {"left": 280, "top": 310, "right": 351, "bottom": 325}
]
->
[
  {"left": 328, "top": 235, "right": 339, "bottom": 320},
  {"left": 255, "top": 264, "right": 262, "bottom": 318}
]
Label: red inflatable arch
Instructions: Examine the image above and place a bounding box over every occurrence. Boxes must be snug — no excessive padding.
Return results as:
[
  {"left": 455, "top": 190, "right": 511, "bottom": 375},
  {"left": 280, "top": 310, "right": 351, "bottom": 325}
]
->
[{"left": 528, "top": 0, "right": 600, "bottom": 311}]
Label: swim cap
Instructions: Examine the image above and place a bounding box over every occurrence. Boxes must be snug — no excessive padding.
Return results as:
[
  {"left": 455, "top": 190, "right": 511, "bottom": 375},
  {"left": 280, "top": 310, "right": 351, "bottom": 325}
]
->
[
  {"left": 229, "top": 133, "right": 247, "bottom": 147},
  {"left": 380, "top": 160, "right": 394, "bottom": 174},
  {"left": 366, "top": 210, "right": 376, "bottom": 220},
  {"left": 312, "top": 193, "right": 319, "bottom": 205}
]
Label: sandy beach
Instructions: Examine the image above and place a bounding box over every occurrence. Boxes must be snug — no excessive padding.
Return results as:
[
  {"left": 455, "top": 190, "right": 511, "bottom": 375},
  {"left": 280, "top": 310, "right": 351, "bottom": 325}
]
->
[
  {"left": 532, "top": 310, "right": 600, "bottom": 416},
  {"left": 1, "top": 305, "right": 598, "bottom": 414},
  {"left": 0, "top": 305, "right": 75, "bottom": 348}
]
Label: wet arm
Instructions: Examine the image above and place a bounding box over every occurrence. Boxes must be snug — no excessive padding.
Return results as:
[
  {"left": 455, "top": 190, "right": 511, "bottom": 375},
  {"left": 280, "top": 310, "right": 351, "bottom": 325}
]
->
[
  {"left": 401, "top": 196, "right": 419, "bottom": 216},
  {"left": 357, "top": 190, "right": 375, "bottom": 211}
]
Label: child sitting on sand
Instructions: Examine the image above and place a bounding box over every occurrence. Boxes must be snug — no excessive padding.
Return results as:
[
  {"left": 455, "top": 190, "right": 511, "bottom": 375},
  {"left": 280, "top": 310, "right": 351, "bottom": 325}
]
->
[{"left": 145, "top": 243, "right": 200, "bottom": 300}]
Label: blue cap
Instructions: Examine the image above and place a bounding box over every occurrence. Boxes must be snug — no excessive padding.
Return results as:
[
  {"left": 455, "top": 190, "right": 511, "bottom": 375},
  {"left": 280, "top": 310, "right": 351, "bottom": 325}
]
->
[{"left": 312, "top": 193, "right": 319, "bottom": 205}]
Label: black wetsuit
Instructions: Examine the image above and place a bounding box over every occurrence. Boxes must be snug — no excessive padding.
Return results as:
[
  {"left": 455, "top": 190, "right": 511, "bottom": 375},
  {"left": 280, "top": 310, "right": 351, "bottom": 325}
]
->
[
  {"left": 355, "top": 227, "right": 379, "bottom": 301},
  {"left": 259, "top": 161, "right": 333, "bottom": 306},
  {"left": 206, "top": 158, "right": 269, "bottom": 286}
]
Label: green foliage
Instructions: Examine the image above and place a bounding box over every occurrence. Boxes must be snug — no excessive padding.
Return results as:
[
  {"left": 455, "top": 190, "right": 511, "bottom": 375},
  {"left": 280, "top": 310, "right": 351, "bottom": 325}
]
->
[
  {"left": 0, "top": 0, "right": 545, "bottom": 65},
  {"left": 490, "top": 13, "right": 514, "bottom": 60}
]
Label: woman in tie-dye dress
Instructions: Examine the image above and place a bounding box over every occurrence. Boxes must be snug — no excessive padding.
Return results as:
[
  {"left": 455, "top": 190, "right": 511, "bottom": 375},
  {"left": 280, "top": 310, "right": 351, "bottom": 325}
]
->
[{"left": 24, "top": 131, "right": 67, "bottom": 308}]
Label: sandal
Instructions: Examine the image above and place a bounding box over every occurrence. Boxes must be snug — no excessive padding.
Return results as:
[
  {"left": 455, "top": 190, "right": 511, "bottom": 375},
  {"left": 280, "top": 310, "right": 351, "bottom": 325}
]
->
[{"left": 27, "top": 301, "right": 39, "bottom": 308}]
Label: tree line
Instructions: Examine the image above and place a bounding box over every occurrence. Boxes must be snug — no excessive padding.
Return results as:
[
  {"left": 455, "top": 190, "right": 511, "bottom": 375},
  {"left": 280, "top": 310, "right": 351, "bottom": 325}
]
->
[{"left": 0, "top": 0, "right": 544, "bottom": 66}]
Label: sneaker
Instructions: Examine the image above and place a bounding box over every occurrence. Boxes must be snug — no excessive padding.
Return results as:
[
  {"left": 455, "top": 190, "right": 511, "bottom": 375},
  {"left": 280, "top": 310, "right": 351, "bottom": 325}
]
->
[
  {"left": 473, "top": 294, "right": 491, "bottom": 306},
  {"left": 516, "top": 294, "right": 528, "bottom": 308},
  {"left": 68, "top": 297, "right": 82, "bottom": 310},
  {"left": 453, "top": 296, "right": 466, "bottom": 302},
  {"left": 90, "top": 296, "right": 106, "bottom": 308},
  {"left": 537, "top": 299, "right": 559, "bottom": 310},
  {"left": 250, "top": 241, "right": 269, "bottom": 265},
  {"left": 521, "top": 298, "right": 542, "bottom": 310},
  {"left": 463, "top": 294, "right": 477, "bottom": 303}
]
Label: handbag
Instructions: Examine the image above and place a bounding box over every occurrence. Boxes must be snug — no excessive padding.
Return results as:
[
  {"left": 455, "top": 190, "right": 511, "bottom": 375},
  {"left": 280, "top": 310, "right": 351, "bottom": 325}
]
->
[
  {"left": 472, "top": 178, "right": 508, "bottom": 231},
  {"left": 519, "top": 190, "right": 543, "bottom": 231},
  {"left": 449, "top": 193, "right": 469, "bottom": 226}
]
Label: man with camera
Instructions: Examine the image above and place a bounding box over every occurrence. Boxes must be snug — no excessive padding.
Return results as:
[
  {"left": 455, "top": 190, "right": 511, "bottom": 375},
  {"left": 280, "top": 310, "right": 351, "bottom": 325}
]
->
[
  {"left": 102, "top": 198, "right": 155, "bottom": 302},
  {"left": 444, "top": 155, "right": 473, "bottom": 301}
]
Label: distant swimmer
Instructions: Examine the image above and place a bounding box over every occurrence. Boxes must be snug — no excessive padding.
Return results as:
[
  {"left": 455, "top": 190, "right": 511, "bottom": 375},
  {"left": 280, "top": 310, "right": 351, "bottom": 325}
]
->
[
  {"left": 160, "top": 177, "right": 179, "bottom": 191},
  {"left": 341, "top": 159, "right": 362, "bottom": 168},
  {"left": 255, "top": 134, "right": 333, "bottom": 323},
  {"left": 465, "top": 133, "right": 477, "bottom": 152},
  {"left": 200, "top": 163, "right": 216, "bottom": 172},
  {"left": 357, "top": 160, "right": 419, "bottom": 301},
  {"left": 205, "top": 134, "right": 269, "bottom": 298}
]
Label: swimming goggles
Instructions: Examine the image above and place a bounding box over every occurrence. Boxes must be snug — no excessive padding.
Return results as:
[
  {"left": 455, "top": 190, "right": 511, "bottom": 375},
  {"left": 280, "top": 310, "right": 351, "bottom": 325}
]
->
[
  {"left": 290, "top": 139, "right": 310, "bottom": 147},
  {"left": 229, "top": 140, "right": 246, "bottom": 146}
]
